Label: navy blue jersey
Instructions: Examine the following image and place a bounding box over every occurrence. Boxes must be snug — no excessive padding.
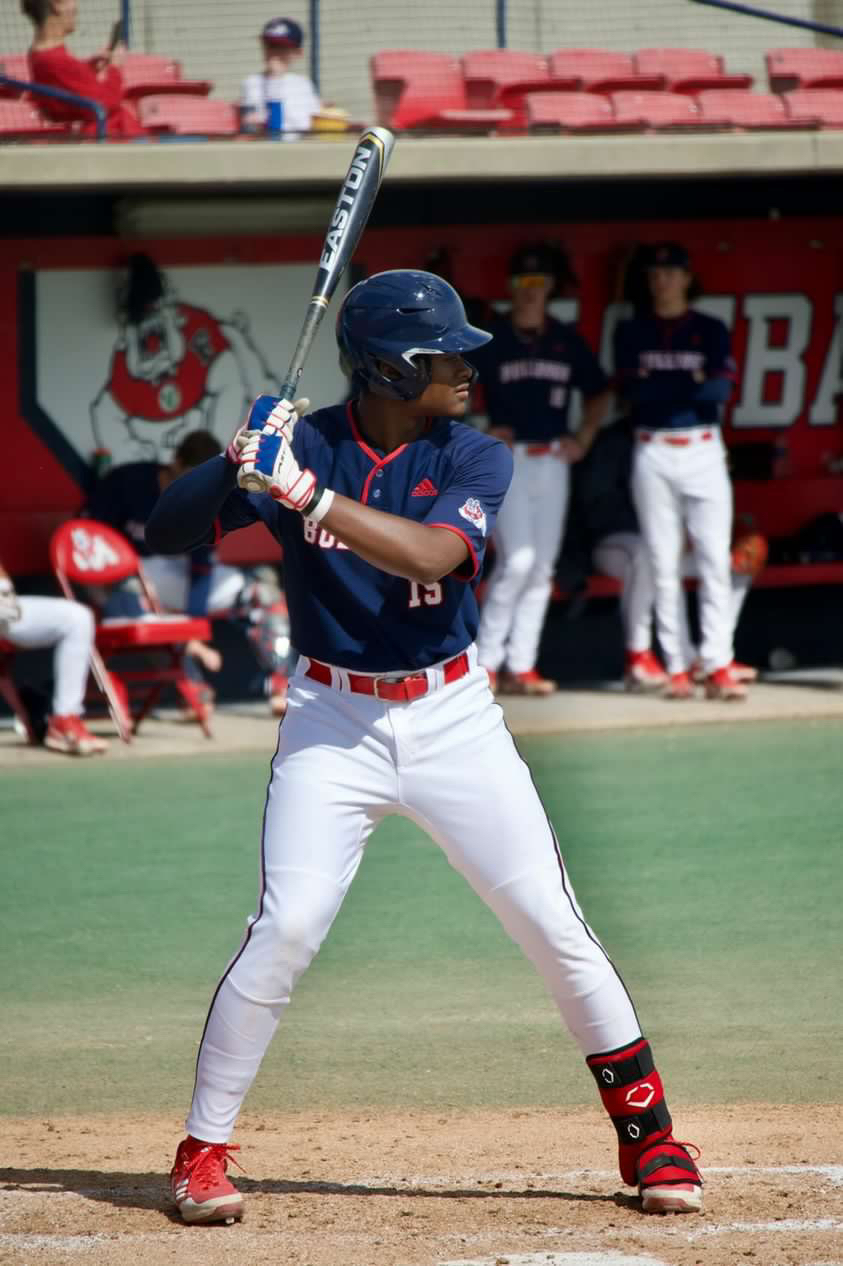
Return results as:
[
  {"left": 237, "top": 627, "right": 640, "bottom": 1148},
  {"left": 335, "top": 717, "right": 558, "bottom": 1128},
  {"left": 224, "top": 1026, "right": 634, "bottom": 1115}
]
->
[
  {"left": 207, "top": 399, "right": 512, "bottom": 672},
  {"left": 469, "top": 315, "right": 609, "bottom": 443},
  {"left": 613, "top": 309, "right": 736, "bottom": 431},
  {"left": 87, "top": 461, "right": 216, "bottom": 616}
]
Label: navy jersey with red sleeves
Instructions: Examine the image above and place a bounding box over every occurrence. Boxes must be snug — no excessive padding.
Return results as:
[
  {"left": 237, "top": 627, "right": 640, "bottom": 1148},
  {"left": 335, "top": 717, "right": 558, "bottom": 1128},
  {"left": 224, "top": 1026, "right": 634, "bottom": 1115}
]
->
[
  {"left": 613, "top": 309, "right": 736, "bottom": 431},
  {"left": 468, "top": 315, "right": 609, "bottom": 443},
  {"left": 215, "top": 398, "right": 513, "bottom": 672}
]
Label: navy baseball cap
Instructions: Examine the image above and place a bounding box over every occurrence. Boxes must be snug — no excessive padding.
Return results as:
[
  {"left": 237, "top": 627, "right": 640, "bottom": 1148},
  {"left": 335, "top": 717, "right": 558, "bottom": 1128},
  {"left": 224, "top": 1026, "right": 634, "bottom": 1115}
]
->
[
  {"left": 509, "top": 243, "right": 559, "bottom": 279},
  {"left": 642, "top": 241, "right": 691, "bottom": 270},
  {"left": 261, "top": 17, "right": 304, "bottom": 48}
]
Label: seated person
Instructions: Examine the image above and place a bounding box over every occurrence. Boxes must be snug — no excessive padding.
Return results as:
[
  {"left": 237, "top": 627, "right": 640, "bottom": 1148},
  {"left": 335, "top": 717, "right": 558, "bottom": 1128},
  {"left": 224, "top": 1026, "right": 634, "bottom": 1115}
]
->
[
  {"left": 239, "top": 16, "right": 321, "bottom": 136},
  {"left": 564, "top": 424, "right": 760, "bottom": 695},
  {"left": 86, "top": 431, "right": 290, "bottom": 716},
  {"left": 1, "top": 560, "right": 107, "bottom": 756},
  {"left": 23, "top": 0, "right": 146, "bottom": 138}
]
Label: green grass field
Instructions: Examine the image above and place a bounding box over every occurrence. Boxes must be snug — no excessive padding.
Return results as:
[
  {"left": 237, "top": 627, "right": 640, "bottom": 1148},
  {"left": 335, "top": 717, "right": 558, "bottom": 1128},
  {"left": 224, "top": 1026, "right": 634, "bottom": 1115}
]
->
[{"left": 2, "top": 718, "right": 841, "bottom": 1118}]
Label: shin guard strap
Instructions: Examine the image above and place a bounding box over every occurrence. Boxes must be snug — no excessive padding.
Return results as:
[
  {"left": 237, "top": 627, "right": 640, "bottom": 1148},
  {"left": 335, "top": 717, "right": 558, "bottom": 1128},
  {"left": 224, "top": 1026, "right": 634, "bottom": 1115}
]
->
[
  {"left": 612, "top": 1098, "right": 672, "bottom": 1146},
  {"left": 587, "top": 1038, "right": 655, "bottom": 1090}
]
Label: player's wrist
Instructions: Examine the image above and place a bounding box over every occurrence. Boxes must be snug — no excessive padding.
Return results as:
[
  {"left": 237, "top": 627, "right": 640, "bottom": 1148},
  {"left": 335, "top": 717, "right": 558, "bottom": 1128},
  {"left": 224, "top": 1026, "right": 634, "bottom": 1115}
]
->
[{"left": 300, "top": 483, "right": 335, "bottom": 523}]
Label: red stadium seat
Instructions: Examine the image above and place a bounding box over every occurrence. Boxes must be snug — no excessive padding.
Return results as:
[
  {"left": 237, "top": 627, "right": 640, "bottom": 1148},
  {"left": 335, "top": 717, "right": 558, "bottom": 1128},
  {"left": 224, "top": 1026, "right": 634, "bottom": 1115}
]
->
[
  {"left": 548, "top": 49, "right": 663, "bottom": 93},
  {"left": 610, "top": 90, "right": 716, "bottom": 130},
  {"left": 767, "top": 48, "right": 843, "bottom": 93},
  {"left": 695, "top": 88, "right": 818, "bottom": 130},
  {"left": 784, "top": 89, "right": 843, "bottom": 128},
  {"left": 120, "top": 52, "right": 212, "bottom": 100},
  {"left": 0, "top": 100, "right": 68, "bottom": 139},
  {"left": 526, "top": 91, "right": 642, "bottom": 133},
  {"left": 370, "top": 50, "right": 510, "bottom": 130},
  {"left": 461, "top": 49, "right": 549, "bottom": 107},
  {"left": 0, "top": 53, "right": 30, "bottom": 98},
  {"left": 138, "top": 94, "right": 238, "bottom": 135},
  {"left": 633, "top": 47, "right": 753, "bottom": 93},
  {"left": 50, "top": 519, "right": 214, "bottom": 739}
]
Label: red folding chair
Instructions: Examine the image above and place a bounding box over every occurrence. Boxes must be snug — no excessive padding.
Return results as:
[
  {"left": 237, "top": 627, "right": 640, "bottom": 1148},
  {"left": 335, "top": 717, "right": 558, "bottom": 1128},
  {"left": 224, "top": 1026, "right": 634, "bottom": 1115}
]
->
[
  {"left": 784, "top": 89, "right": 843, "bottom": 128},
  {"left": 767, "top": 48, "right": 843, "bottom": 93},
  {"left": 695, "top": 89, "right": 818, "bottom": 130},
  {"left": 526, "top": 91, "right": 642, "bottom": 133},
  {"left": 633, "top": 48, "right": 753, "bottom": 94},
  {"left": 120, "top": 53, "right": 213, "bottom": 101},
  {"left": 137, "top": 95, "right": 238, "bottom": 135},
  {"left": 610, "top": 90, "right": 718, "bottom": 131},
  {"left": 50, "top": 520, "right": 214, "bottom": 739},
  {"left": 548, "top": 49, "right": 664, "bottom": 93},
  {"left": 461, "top": 49, "right": 549, "bottom": 107},
  {"left": 0, "top": 639, "right": 38, "bottom": 744}
]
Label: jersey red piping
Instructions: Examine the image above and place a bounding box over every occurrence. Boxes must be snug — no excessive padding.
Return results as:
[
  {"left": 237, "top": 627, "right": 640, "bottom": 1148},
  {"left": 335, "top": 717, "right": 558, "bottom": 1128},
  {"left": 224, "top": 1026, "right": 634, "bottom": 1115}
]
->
[
  {"left": 346, "top": 401, "right": 409, "bottom": 505},
  {"left": 429, "top": 522, "right": 478, "bottom": 582}
]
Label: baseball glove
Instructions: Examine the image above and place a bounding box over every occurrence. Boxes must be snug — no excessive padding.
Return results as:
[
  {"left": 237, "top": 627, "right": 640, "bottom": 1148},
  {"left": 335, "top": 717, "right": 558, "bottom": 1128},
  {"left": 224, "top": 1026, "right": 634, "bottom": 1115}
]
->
[{"left": 731, "top": 531, "right": 768, "bottom": 578}]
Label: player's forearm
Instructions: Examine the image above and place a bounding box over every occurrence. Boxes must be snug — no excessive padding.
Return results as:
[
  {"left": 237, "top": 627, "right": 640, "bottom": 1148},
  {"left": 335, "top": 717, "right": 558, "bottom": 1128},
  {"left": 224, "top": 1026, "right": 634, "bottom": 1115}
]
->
[
  {"left": 145, "top": 456, "right": 235, "bottom": 554},
  {"left": 319, "top": 495, "right": 466, "bottom": 584}
]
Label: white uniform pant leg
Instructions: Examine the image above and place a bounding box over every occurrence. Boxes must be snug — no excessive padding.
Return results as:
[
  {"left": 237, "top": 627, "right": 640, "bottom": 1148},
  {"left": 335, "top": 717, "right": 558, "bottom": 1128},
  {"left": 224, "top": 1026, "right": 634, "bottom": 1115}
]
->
[
  {"left": 730, "top": 574, "right": 751, "bottom": 636},
  {"left": 397, "top": 668, "right": 641, "bottom": 1056},
  {"left": 142, "top": 555, "right": 245, "bottom": 614},
  {"left": 4, "top": 596, "right": 95, "bottom": 716},
  {"left": 593, "top": 531, "right": 654, "bottom": 654},
  {"left": 631, "top": 444, "right": 688, "bottom": 675},
  {"left": 187, "top": 678, "right": 394, "bottom": 1142},
  {"left": 682, "top": 444, "right": 734, "bottom": 673},
  {"left": 505, "top": 455, "right": 570, "bottom": 674},
  {"left": 475, "top": 453, "right": 535, "bottom": 672}
]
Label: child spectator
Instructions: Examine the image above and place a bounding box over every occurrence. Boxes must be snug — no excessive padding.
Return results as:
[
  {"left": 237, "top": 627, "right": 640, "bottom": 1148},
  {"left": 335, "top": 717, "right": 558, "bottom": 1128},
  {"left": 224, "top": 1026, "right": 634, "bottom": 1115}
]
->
[
  {"left": 240, "top": 17, "right": 321, "bottom": 136},
  {"left": 23, "top": 0, "right": 146, "bottom": 138}
]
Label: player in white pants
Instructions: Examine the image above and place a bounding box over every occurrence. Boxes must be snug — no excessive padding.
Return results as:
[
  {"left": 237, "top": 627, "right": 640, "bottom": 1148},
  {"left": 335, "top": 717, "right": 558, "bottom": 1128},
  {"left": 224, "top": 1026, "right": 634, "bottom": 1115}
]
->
[
  {"left": 1, "top": 564, "right": 107, "bottom": 755},
  {"left": 147, "top": 270, "right": 703, "bottom": 1225},
  {"left": 614, "top": 242, "right": 746, "bottom": 701},
  {"left": 470, "top": 244, "right": 611, "bottom": 695}
]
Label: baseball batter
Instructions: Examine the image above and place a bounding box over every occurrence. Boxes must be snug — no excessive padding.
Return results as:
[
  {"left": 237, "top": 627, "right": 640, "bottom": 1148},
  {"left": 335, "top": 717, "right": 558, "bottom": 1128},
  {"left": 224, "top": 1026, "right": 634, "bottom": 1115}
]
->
[
  {"left": 146, "top": 270, "right": 702, "bottom": 1225},
  {"left": 614, "top": 242, "right": 745, "bottom": 700},
  {"left": 470, "top": 244, "right": 612, "bottom": 694}
]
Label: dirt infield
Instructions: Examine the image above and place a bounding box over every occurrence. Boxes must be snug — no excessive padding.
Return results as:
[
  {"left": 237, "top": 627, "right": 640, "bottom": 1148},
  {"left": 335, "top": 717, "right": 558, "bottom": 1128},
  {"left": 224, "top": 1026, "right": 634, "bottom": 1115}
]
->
[{"left": 2, "top": 1105, "right": 841, "bottom": 1266}]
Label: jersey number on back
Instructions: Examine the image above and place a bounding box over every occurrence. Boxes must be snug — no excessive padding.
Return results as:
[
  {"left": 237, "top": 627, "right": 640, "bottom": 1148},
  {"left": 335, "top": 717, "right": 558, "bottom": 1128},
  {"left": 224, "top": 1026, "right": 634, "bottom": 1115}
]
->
[{"left": 408, "top": 581, "right": 443, "bottom": 608}]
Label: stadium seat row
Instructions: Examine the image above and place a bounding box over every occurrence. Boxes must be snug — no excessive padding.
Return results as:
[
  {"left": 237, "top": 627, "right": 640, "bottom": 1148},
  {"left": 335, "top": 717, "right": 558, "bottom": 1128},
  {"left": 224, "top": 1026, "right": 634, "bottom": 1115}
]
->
[{"left": 371, "top": 47, "right": 843, "bottom": 131}]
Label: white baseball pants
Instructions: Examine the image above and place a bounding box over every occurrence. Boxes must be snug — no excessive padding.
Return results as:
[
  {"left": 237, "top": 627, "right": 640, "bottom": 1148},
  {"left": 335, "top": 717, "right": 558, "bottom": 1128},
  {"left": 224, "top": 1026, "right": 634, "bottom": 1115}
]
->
[
  {"left": 477, "top": 450, "right": 570, "bottom": 674},
  {"left": 3, "top": 596, "right": 95, "bottom": 716},
  {"left": 594, "top": 530, "right": 751, "bottom": 660},
  {"left": 186, "top": 650, "right": 641, "bottom": 1143},
  {"left": 630, "top": 432, "right": 734, "bottom": 675},
  {"left": 142, "top": 555, "right": 246, "bottom": 614}
]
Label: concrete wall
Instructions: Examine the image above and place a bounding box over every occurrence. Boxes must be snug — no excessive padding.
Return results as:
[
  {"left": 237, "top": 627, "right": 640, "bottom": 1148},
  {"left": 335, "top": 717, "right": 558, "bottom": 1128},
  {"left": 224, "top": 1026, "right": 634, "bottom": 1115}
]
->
[{"left": 3, "top": 0, "right": 837, "bottom": 124}]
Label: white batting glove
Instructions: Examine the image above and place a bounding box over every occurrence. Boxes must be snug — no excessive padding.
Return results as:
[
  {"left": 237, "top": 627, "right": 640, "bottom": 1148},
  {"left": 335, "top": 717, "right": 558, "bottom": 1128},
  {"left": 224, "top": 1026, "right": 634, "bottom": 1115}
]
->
[
  {"left": 236, "top": 428, "right": 335, "bottom": 522},
  {"left": 0, "top": 578, "right": 22, "bottom": 627},
  {"left": 226, "top": 396, "right": 309, "bottom": 467}
]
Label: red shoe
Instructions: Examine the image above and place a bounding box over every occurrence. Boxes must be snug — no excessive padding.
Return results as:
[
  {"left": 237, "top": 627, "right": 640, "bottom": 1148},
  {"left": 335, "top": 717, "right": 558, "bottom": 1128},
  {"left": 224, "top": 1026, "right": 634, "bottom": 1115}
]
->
[
  {"left": 637, "top": 1135, "right": 703, "bottom": 1214},
  {"left": 170, "top": 1136, "right": 244, "bottom": 1225},
  {"left": 624, "top": 649, "right": 667, "bottom": 692},
  {"left": 499, "top": 669, "right": 557, "bottom": 696},
  {"left": 664, "top": 672, "right": 694, "bottom": 700},
  {"left": 44, "top": 715, "right": 108, "bottom": 756},
  {"left": 705, "top": 665, "right": 747, "bottom": 700},
  {"left": 731, "top": 660, "right": 758, "bottom": 683}
]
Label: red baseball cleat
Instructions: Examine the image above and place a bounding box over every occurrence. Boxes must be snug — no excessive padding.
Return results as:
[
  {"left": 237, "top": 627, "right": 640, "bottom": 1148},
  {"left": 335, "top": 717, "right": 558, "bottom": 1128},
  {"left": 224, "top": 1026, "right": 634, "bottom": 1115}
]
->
[
  {"left": 664, "top": 671, "right": 694, "bottom": 700},
  {"left": 170, "top": 1136, "right": 245, "bottom": 1225},
  {"left": 499, "top": 669, "right": 557, "bottom": 696},
  {"left": 704, "top": 665, "right": 748, "bottom": 700},
  {"left": 44, "top": 715, "right": 108, "bottom": 756},
  {"left": 637, "top": 1135, "right": 703, "bottom": 1214},
  {"left": 624, "top": 649, "right": 667, "bottom": 692}
]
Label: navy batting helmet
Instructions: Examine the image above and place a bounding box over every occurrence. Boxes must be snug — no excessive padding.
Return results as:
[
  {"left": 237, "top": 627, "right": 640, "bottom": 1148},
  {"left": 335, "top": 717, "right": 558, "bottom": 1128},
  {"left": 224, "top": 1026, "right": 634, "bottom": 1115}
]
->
[{"left": 336, "top": 270, "right": 492, "bottom": 401}]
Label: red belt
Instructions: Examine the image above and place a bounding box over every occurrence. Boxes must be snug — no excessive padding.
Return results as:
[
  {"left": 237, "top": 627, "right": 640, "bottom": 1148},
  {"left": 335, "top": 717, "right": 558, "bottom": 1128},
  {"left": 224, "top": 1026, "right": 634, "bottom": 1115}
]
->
[
  {"left": 304, "top": 651, "right": 470, "bottom": 702},
  {"left": 524, "top": 440, "right": 562, "bottom": 456},
  {"left": 638, "top": 430, "right": 713, "bottom": 447}
]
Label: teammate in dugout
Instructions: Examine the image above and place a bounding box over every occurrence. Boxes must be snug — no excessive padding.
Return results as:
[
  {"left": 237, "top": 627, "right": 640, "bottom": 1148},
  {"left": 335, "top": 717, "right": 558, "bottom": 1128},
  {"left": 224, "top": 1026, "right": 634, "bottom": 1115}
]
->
[
  {"left": 614, "top": 241, "right": 747, "bottom": 701},
  {"left": 146, "top": 270, "right": 703, "bottom": 1225},
  {"left": 469, "top": 244, "right": 612, "bottom": 696}
]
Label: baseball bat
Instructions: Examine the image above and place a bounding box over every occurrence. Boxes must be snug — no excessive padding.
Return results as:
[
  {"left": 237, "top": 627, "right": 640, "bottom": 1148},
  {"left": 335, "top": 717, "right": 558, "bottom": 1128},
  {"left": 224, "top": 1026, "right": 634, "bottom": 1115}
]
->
[{"left": 238, "top": 125, "right": 395, "bottom": 492}]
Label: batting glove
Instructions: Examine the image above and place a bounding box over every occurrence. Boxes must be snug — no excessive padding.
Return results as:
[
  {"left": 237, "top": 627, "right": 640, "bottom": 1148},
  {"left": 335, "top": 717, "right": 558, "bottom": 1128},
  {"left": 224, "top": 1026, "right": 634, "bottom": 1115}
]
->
[{"left": 226, "top": 395, "right": 310, "bottom": 466}]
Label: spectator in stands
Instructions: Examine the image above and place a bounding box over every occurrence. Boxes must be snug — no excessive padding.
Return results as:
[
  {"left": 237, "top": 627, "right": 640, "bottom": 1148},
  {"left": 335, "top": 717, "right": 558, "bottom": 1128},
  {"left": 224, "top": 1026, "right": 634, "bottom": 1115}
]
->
[
  {"left": 22, "top": 0, "right": 146, "bottom": 137},
  {"left": 613, "top": 242, "right": 746, "bottom": 700},
  {"left": 86, "top": 431, "right": 291, "bottom": 717},
  {"left": 469, "top": 242, "right": 612, "bottom": 695},
  {"left": 562, "top": 423, "right": 758, "bottom": 693},
  {"left": 239, "top": 17, "right": 321, "bottom": 136},
  {"left": 0, "top": 559, "right": 108, "bottom": 756}
]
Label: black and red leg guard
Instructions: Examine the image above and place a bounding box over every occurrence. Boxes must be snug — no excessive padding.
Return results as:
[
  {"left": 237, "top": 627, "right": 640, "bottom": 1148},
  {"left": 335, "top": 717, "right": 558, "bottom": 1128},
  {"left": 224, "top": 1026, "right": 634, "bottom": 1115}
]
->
[{"left": 586, "top": 1037, "right": 673, "bottom": 1186}]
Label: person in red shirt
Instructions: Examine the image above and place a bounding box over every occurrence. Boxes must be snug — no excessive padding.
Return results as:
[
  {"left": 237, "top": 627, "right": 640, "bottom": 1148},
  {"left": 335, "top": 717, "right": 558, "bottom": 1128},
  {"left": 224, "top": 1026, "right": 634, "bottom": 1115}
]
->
[{"left": 22, "top": 0, "right": 146, "bottom": 137}]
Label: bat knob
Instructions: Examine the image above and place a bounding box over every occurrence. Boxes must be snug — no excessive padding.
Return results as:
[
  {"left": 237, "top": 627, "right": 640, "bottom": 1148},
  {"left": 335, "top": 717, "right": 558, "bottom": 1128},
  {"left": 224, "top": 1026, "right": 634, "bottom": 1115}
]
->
[{"left": 238, "top": 470, "right": 268, "bottom": 493}]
